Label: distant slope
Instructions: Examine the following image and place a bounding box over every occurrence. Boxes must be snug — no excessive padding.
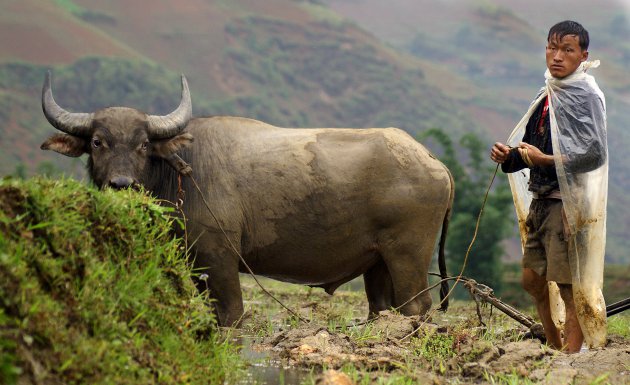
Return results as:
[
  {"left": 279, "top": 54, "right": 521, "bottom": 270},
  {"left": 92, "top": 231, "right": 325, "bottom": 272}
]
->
[
  {"left": 0, "top": 0, "right": 139, "bottom": 63},
  {"left": 0, "top": 0, "right": 476, "bottom": 176},
  {"left": 63, "top": 0, "right": 476, "bottom": 130},
  {"left": 325, "top": 0, "right": 630, "bottom": 125}
]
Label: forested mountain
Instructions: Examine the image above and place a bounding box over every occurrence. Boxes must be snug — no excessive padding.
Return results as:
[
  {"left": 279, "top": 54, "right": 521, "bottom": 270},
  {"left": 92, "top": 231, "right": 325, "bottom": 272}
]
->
[{"left": 1, "top": 0, "right": 628, "bottom": 262}]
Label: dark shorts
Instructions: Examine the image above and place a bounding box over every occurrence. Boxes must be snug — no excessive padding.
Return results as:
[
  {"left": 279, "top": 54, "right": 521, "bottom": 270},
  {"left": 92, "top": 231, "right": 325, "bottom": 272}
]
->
[{"left": 523, "top": 199, "right": 572, "bottom": 284}]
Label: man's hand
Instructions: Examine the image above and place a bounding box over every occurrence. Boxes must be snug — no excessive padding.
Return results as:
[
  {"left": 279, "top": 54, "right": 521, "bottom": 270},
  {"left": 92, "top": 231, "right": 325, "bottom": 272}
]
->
[
  {"left": 518, "top": 142, "right": 555, "bottom": 167},
  {"left": 490, "top": 142, "right": 511, "bottom": 164}
]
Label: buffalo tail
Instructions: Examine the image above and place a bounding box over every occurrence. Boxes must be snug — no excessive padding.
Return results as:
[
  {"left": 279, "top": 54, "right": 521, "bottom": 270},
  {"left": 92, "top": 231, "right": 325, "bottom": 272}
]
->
[{"left": 438, "top": 170, "right": 454, "bottom": 311}]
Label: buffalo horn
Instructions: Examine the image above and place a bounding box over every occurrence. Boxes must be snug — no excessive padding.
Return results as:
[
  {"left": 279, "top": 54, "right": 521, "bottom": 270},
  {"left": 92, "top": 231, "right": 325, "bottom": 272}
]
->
[
  {"left": 146, "top": 75, "right": 192, "bottom": 139},
  {"left": 42, "top": 70, "right": 94, "bottom": 137}
]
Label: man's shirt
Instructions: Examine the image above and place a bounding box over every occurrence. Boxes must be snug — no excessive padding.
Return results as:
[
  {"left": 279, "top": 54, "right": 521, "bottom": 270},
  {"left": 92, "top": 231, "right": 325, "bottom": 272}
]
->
[{"left": 501, "top": 96, "right": 560, "bottom": 196}]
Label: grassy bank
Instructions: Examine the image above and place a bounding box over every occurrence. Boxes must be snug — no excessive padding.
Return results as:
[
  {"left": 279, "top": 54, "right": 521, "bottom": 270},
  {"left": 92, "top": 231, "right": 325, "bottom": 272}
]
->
[{"left": 0, "top": 178, "right": 242, "bottom": 385}]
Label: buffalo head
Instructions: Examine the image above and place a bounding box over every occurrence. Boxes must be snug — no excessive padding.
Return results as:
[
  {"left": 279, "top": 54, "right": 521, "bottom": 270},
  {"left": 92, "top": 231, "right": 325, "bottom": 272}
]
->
[{"left": 40, "top": 71, "right": 194, "bottom": 189}]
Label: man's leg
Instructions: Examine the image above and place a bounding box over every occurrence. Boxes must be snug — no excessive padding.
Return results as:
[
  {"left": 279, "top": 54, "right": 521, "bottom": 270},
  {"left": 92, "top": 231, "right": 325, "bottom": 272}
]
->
[
  {"left": 522, "top": 267, "right": 562, "bottom": 349},
  {"left": 557, "top": 283, "right": 584, "bottom": 353}
]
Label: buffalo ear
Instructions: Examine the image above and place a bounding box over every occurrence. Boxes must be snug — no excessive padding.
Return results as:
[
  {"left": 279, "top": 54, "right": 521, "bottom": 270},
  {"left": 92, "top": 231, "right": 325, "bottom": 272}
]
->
[
  {"left": 151, "top": 132, "right": 193, "bottom": 158},
  {"left": 41, "top": 133, "right": 88, "bottom": 157}
]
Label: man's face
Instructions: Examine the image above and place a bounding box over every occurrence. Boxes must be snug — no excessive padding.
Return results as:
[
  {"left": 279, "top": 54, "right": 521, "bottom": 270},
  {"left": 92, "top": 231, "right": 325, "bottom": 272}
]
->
[{"left": 546, "top": 34, "right": 588, "bottom": 79}]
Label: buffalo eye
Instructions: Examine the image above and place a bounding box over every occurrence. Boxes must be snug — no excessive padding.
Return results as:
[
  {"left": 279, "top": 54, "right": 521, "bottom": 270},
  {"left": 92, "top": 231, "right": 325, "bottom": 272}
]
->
[
  {"left": 141, "top": 140, "right": 149, "bottom": 152},
  {"left": 92, "top": 138, "right": 102, "bottom": 149}
]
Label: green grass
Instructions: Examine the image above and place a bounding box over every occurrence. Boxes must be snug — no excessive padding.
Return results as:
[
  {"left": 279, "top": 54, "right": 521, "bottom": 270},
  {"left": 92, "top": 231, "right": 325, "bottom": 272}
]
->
[
  {"left": 483, "top": 370, "right": 536, "bottom": 385},
  {"left": 412, "top": 332, "right": 455, "bottom": 362},
  {"left": 608, "top": 314, "right": 630, "bottom": 338},
  {"left": 338, "top": 364, "right": 419, "bottom": 385},
  {"left": 0, "top": 177, "right": 243, "bottom": 385}
]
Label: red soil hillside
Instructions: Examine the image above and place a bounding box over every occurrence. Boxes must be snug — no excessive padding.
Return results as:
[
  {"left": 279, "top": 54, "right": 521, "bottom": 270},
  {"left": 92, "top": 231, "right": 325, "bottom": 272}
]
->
[{"left": 0, "top": 0, "right": 139, "bottom": 64}]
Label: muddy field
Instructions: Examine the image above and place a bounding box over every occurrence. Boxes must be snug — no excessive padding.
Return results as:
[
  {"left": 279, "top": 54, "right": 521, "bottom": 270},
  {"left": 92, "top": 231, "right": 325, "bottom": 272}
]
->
[{"left": 235, "top": 276, "right": 630, "bottom": 385}]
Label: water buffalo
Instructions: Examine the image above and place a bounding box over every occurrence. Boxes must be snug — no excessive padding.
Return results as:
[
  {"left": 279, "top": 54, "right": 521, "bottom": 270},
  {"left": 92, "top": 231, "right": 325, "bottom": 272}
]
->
[{"left": 41, "top": 72, "right": 454, "bottom": 326}]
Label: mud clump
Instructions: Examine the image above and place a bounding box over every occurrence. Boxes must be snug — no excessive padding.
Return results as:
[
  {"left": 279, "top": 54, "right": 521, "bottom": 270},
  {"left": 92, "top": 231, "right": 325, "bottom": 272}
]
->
[
  {"left": 369, "top": 310, "right": 438, "bottom": 340},
  {"left": 266, "top": 324, "right": 410, "bottom": 370},
  {"left": 316, "top": 369, "right": 353, "bottom": 385},
  {"left": 487, "top": 340, "right": 553, "bottom": 379}
]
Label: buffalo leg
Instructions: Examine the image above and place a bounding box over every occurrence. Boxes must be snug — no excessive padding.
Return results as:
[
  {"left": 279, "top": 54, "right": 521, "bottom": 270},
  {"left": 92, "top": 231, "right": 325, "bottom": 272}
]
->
[
  {"left": 191, "top": 250, "right": 244, "bottom": 327},
  {"left": 379, "top": 230, "right": 435, "bottom": 316},
  {"left": 363, "top": 258, "right": 394, "bottom": 318}
]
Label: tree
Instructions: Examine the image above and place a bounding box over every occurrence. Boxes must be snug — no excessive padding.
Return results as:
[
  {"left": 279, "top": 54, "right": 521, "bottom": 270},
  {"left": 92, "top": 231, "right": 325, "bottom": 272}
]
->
[{"left": 419, "top": 128, "right": 514, "bottom": 295}]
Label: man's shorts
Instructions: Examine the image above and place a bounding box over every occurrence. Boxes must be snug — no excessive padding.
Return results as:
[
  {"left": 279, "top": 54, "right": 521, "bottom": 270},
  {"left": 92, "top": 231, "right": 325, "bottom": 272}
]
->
[{"left": 523, "top": 199, "right": 572, "bottom": 284}]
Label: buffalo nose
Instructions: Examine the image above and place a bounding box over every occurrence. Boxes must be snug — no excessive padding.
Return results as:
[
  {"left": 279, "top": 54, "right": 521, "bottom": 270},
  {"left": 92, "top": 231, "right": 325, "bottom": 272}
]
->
[{"left": 108, "top": 176, "right": 135, "bottom": 189}]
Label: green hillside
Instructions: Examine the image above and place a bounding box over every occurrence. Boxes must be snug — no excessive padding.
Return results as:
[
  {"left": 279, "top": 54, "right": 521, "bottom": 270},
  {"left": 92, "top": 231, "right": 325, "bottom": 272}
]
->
[{"left": 0, "top": 0, "right": 474, "bottom": 178}]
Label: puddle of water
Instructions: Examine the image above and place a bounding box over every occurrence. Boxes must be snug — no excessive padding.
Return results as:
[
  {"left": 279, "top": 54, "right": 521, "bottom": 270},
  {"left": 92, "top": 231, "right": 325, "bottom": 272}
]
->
[{"left": 236, "top": 336, "right": 313, "bottom": 385}]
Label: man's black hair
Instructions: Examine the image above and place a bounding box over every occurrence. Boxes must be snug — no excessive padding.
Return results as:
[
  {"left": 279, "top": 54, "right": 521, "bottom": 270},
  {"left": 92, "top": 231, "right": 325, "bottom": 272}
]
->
[{"left": 548, "top": 20, "right": 589, "bottom": 51}]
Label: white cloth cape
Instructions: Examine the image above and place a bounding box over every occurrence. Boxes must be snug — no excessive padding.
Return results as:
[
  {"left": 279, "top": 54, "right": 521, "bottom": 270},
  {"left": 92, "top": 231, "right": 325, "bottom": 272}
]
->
[{"left": 505, "top": 61, "right": 608, "bottom": 348}]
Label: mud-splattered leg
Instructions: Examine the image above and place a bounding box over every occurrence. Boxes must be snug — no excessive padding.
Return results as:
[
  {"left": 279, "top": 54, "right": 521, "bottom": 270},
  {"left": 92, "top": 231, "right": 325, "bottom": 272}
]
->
[
  {"left": 522, "top": 268, "right": 562, "bottom": 349},
  {"left": 558, "top": 283, "right": 584, "bottom": 353}
]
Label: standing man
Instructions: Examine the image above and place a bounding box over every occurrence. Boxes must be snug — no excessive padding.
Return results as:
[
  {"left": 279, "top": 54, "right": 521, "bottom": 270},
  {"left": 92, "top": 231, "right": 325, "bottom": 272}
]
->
[{"left": 490, "top": 20, "right": 608, "bottom": 353}]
